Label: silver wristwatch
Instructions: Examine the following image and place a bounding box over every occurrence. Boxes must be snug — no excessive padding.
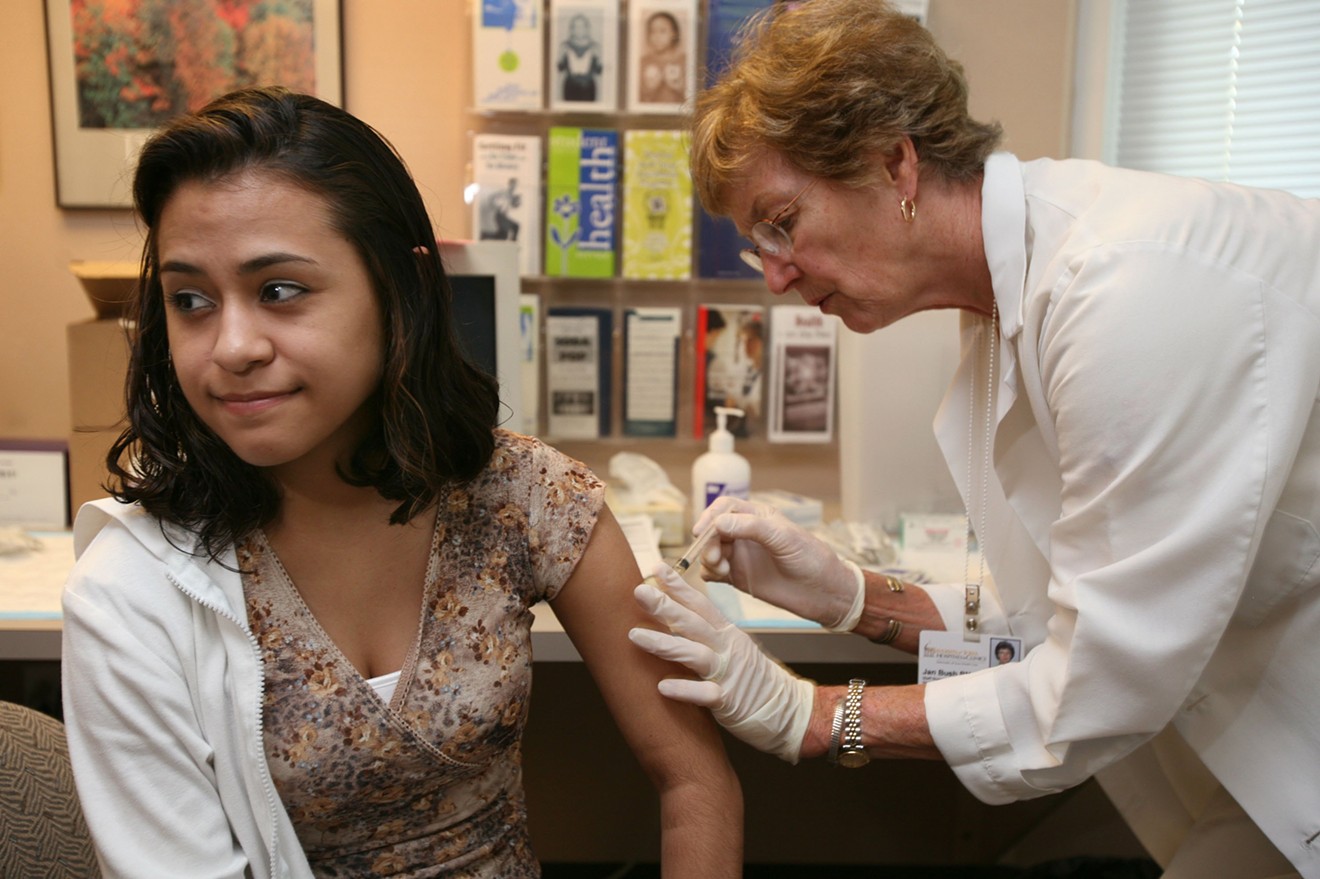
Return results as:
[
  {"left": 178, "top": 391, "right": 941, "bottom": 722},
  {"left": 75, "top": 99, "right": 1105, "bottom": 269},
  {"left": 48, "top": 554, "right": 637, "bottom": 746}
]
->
[{"left": 828, "top": 678, "right": 870, "bottom": 768}]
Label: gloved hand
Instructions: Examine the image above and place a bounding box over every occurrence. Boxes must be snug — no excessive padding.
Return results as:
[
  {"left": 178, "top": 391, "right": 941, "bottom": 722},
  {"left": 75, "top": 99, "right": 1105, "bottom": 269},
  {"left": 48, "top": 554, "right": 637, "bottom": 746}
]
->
[
  {"left": 693, "top": 496, "right": 865, "bottom": 632},
  {"left": 628, "top": 564, "right": 816, "bottom": 763}
]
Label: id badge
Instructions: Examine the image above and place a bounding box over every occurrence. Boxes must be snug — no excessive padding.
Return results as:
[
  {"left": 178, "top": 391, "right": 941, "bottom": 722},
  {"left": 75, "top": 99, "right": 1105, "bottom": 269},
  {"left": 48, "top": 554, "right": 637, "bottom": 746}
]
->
[{"left": 918, "top": 630, "right": 1021, "bottom": 683}]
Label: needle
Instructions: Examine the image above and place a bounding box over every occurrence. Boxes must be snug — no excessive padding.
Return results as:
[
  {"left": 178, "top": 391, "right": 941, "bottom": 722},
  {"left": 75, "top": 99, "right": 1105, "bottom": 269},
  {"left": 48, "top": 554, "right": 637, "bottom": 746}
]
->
[{"left": 671, "top": 520, "right": 721, "bottom": 576}]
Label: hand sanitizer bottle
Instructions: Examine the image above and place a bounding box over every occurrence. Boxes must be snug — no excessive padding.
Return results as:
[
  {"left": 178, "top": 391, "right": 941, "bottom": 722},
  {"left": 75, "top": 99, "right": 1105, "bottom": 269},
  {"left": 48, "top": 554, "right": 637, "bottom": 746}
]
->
[{"left": 691, "top": 406, "right": 750, "bottom": 521}]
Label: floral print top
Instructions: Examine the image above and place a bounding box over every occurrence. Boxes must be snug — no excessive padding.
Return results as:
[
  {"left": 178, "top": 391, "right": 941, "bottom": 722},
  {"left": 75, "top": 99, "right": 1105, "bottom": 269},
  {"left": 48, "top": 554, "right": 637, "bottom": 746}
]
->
[{"left": 241, "top": 431, "right": 604, "bottom": 877}]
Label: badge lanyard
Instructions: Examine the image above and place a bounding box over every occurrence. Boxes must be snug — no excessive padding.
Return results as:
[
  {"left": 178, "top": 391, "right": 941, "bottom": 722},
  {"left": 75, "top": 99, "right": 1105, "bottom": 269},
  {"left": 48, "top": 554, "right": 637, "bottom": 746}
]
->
[
  {"left": 918, "top": 310, "right": 1022, "bottom": 682},
  {"left": 963, "top": 307, "right": 996, "bottom": 642}
]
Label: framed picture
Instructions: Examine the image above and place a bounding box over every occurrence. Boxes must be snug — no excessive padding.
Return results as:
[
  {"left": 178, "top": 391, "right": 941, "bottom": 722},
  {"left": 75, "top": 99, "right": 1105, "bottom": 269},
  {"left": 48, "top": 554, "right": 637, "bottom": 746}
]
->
[
  {"left": 43, "top": 0, "right": 343, "bottom": 209},
  {"left": 626, "top": 0, "right": 697, "bottom": 114}
]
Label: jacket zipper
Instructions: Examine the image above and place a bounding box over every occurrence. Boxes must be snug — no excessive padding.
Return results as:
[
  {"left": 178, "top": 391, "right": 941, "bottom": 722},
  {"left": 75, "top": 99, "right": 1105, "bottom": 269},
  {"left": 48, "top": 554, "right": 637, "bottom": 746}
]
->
[{"left": 166, "top": 570, "right": 284, "bottom": 878}]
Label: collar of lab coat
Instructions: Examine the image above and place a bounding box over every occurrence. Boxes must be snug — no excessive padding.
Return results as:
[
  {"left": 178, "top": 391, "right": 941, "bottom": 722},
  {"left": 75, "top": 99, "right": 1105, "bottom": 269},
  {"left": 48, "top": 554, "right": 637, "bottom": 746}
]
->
[{"left": 933, "top": 152, "right": 1027, "bottom": 497}]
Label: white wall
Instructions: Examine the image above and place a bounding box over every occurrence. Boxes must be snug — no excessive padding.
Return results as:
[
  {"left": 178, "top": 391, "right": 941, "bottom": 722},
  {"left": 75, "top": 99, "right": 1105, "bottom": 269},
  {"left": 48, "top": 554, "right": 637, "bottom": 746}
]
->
[{"left": 839, "top": 0, "right": 1079, "bottom": 530}]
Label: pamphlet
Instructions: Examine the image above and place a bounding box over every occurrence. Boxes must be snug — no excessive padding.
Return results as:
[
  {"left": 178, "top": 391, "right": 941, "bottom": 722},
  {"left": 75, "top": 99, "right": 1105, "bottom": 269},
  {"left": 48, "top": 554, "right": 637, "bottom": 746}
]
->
[
  {"left": 695, "top": 0, "right": 775, "bottom": 280},
  {"left": 472, "top": 133, "right": 542, "bottom": 277},
  {"left": 472, "top": 0, "right": 544, "bottom": 110},
  {"left": 548, "top": 0, "right": 619, "bottom": 112},
  {"left": 545, "top": 306, "right": 613, "bottom": 438},
  {"left": 622, "top": 130, "right": 692, "bottom": 280},
  {"left": 626, "top": 0, "right": 698, "bottom": 114},
  {"left": 767, "top": 305, "right": 838, "bottom": 443},
  {"left": 694, "top": 304, "right": 764, "bottom": 439},
  {"left": 545, "top": 127, "right": 618, "bottom": 278},
  {"left": 623, "top": 307, "right": 681, "bottom": 436}
]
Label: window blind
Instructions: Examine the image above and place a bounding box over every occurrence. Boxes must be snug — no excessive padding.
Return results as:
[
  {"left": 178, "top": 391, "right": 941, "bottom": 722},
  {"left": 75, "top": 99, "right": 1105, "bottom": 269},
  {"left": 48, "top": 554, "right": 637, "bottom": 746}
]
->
[{"left": 1111, "top": 0, "right": 1320, "bottom": 198}]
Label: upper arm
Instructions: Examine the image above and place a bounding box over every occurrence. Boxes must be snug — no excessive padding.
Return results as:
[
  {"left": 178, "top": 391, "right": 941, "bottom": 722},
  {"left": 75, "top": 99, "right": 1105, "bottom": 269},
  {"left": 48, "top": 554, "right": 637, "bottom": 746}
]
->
[{"left": 549, "top": 506, "right": 733, "bottom": 786}]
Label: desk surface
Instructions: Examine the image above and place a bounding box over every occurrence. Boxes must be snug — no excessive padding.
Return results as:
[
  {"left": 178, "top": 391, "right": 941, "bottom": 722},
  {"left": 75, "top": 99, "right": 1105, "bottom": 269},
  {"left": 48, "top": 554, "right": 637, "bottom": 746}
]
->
[{"left": 2, "top": 531, "right": 910, "bottom": 665}]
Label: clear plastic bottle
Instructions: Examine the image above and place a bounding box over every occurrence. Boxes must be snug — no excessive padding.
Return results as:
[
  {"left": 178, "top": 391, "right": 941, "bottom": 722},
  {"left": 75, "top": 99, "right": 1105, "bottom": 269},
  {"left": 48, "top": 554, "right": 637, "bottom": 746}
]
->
[{"left": 691, "top": 406, "right": 750, "bottom": 522}]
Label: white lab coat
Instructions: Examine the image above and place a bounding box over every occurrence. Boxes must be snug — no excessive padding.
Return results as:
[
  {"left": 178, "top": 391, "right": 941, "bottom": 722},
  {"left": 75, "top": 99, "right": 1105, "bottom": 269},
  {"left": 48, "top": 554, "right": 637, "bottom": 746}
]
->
[{"left": 921, "top": 154, "right": 1320, "bottom": 876}]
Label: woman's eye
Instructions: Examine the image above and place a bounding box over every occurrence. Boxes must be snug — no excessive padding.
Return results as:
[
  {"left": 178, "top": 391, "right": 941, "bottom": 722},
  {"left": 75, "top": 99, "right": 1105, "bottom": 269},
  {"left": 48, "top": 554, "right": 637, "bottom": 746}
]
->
[
  {"left": 167, "top": 290, "right": 214, "bottom": 312},
  {"left": 261, "top": 281, "right": 306, "bottom": 303}
]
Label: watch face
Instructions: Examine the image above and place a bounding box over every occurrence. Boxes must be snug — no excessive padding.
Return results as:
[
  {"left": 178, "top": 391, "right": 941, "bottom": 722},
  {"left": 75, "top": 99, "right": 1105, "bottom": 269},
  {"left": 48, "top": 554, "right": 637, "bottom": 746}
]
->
[{"left": 838, "top": 749, "right": 870, "bottom": 769}]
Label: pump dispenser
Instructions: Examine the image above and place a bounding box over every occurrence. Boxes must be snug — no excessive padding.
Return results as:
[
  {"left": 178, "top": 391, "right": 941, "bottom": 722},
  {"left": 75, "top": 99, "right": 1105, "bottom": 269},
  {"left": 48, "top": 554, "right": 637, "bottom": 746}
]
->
[{"left": 691, "top": 406, "right": 751, "bottom": 521}]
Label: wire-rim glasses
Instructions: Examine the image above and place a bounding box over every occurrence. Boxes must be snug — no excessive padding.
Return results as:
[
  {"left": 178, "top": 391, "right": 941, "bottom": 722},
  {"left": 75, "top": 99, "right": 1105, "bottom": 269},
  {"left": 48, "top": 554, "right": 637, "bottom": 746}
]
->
[{"left": 739, "top": 181, "right": 815, "bottom": 273}]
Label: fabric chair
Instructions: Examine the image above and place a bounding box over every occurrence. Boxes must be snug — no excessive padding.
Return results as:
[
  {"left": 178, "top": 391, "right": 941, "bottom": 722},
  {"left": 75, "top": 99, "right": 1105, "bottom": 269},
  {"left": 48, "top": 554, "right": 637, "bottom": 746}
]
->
[{"left": 0, "top": 701, "right": 100, "bottom": 878}]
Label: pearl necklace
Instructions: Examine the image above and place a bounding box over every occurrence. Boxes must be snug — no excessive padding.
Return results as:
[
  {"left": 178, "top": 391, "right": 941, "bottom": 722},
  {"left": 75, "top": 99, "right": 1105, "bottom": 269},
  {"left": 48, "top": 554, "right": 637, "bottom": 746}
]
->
[{"left": 963, "top": 307, "right": 997, "bottom": 641}]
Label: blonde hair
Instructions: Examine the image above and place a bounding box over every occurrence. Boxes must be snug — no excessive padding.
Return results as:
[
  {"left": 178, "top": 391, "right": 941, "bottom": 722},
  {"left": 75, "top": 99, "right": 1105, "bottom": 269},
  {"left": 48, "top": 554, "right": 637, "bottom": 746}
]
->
[{"left": 691, "top": 0, "right": 1003, "bottom": 214}]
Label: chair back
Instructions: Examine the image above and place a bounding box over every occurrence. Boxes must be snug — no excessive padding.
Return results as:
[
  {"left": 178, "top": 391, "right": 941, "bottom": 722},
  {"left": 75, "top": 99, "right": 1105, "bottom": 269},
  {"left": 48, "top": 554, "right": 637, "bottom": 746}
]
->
[{"left": 0, "top": 701, "right": 101, "bottom": 878}]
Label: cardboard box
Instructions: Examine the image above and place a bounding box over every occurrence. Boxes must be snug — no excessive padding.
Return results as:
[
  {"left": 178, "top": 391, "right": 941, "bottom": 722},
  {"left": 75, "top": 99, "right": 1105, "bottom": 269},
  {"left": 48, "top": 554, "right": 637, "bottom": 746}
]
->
[
  {"left": 67, "top": 319, "right": 131, "bottom": 514},
  {"left": 69, "top": 260, "right": 137, "bottom": 319}
]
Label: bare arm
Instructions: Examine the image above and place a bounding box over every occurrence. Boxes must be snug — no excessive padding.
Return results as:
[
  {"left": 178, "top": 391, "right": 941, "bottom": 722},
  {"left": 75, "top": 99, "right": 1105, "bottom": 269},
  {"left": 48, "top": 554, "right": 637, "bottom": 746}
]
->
[
  {"left": 798, "top": 683, "right": 942, "bottom": 762},
  {"left": 551, "top": 506, "right": 743, "bottom": 877},
  {"left": 850, "top": 570, "right": 947, "bottom": 652}
]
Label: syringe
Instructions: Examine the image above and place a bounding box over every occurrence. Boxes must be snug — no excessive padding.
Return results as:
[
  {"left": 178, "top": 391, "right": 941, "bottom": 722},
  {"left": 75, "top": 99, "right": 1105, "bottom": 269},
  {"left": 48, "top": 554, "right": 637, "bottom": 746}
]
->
[{"left": 643, "top": 520, "right": 722, "bottom": 589}]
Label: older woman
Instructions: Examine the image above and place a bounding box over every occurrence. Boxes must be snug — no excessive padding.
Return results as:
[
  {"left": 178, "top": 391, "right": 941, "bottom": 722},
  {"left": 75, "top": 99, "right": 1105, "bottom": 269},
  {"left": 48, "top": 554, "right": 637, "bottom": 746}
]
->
[{"left": 628, "top": 1, "right": 1320, "bottom": 876}]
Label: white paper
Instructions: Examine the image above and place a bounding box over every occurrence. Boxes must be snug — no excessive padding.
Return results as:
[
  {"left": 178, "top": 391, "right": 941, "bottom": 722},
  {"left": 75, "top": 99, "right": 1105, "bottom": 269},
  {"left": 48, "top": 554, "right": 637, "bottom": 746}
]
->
[
  {"left": 0, "top": 448, "right": 68, "bottom": 529},
  {"left": 0, "top": 531, "right": 75, "bottom": 618},
  {"left": 767, "top": 305, "right": 839, "bottom": 443}
]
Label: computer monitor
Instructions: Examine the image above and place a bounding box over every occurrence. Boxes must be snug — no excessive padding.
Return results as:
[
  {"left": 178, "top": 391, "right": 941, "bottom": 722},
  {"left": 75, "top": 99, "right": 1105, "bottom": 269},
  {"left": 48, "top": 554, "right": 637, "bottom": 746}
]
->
[{"left": 439, "top": 239, "right": 526, "bottom": 434}]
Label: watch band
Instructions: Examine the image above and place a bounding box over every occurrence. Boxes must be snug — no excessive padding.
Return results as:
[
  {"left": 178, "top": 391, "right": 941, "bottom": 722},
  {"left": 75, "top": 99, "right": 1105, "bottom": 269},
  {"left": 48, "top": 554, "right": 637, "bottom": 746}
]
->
[
  {"left": 837, "top": 677, "right": 870, "bottom": 768},
  {"left": 827, "top": 698, "right": 846, "bottom": 765}
]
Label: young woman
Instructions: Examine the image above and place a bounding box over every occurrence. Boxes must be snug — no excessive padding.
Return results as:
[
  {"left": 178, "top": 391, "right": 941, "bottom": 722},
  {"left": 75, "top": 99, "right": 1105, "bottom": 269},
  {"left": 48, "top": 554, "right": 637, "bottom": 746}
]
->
[{"left": 61, "top": 86, "right": 741, "bottom": 879}]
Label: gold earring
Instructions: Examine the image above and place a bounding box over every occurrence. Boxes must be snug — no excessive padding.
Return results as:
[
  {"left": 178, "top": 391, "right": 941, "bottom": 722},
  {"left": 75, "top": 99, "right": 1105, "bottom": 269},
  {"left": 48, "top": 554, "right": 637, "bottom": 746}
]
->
[{"left": 899, "top": 197, "right": 916, "bottom": 223}]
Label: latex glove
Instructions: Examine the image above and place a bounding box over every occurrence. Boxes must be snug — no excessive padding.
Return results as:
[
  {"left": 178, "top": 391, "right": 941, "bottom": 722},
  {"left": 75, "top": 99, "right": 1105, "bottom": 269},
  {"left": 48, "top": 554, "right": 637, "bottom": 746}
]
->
[
  {"left": 628, "top": 564, "right": 815, "bottom": 763},
  {"left": 693, "top": 496, "right": 865, "bottom": 632}
]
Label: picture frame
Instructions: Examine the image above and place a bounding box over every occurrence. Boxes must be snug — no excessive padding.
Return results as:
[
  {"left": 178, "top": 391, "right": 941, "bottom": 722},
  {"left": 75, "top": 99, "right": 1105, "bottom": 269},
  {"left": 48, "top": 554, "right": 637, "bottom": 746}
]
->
[{"left": 43, "top": 0, "right": 343, "bottom": 209}]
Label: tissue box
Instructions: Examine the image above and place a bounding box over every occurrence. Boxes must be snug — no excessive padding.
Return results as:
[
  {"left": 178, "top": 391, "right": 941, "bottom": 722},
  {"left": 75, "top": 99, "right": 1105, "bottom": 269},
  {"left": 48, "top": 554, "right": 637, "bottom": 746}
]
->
[
  {"left": 749, "top": 489, "right": 824, "bottom": 529},
  {"left": 604, "top": 486, "right": 686, "bottom": 547}
]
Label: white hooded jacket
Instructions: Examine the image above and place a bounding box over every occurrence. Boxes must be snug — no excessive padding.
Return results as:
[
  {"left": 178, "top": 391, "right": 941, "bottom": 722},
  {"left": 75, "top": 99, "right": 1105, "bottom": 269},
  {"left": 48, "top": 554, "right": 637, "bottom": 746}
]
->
[{"left": 62, "top": 498, "right": 314, "bottom": 878}]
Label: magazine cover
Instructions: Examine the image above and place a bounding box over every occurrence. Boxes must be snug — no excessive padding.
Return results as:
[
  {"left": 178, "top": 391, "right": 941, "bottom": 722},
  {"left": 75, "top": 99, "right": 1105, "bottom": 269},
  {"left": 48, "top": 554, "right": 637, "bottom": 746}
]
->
[
  {"left": 548, "top": 0, "right": 619, "bottom": 112},
  {"left": 471, "top": 134, "right": 542, "bottom": 277},
  {"left": 767, "top": 305, "right": 838, "bottom": 443},
  {"left": 622, "top": 130, "right": 692, "bottom": 280},
  {"left": 545, "top": 306, "right": 613, "bottom": 438},
  {"left": 694, "top": 303, "right": 765, "bottom": 439},
  {"left": 545, "top": 126, "right": 618, "bottom": 278},
  {"left": 625, "top": 0, "right": 697, "bottom": 114},
  {"left": 623, "top": 306, "right": 681, "bottom": 436},
  {"left": 472, "top": 0, "right": 544, "bottom": 110}
]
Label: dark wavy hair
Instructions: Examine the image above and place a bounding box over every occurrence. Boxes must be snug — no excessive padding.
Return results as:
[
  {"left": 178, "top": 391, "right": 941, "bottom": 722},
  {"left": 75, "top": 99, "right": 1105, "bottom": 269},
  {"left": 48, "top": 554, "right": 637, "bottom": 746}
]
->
[{"left": 108, "top": 86, "right": 500, "bottom": 559}]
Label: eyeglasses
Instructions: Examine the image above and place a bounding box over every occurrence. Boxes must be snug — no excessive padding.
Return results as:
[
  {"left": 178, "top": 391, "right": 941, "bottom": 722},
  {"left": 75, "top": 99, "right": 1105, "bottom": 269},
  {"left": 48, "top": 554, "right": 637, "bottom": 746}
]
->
[{"left": 739, "top": 181, "right": 815, "bottom": 273}]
